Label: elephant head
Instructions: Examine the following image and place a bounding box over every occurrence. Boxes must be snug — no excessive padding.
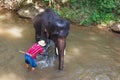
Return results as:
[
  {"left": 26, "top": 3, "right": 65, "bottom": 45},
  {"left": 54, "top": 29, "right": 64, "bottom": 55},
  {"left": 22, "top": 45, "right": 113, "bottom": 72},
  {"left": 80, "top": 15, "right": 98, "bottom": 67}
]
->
[{"left": 50, "top": 18, "right": 70, "bottom": 70}]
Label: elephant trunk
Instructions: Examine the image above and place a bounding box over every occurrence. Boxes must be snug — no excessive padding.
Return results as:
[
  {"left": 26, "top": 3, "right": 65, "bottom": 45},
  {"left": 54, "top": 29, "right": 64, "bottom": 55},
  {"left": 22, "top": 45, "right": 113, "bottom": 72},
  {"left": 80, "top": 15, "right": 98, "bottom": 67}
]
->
[{"left": 57, "top": 38, "right": 66, "bottom": 70}]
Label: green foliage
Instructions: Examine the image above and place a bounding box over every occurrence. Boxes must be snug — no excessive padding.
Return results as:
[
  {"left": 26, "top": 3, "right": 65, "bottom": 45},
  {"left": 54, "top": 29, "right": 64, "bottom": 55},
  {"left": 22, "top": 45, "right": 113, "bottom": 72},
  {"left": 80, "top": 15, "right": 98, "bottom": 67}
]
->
[
  {"left": 42, "top": 0, "right": 120, "bottom": 26},
  {"left": 44, "top": 0, "right": 49, "bottom": 5},
  {"left": 59, "top": 0, "right": 120, "bottom": 26},
  {"left": 59, "top": 7, "right": 81, "bottom": 22}
]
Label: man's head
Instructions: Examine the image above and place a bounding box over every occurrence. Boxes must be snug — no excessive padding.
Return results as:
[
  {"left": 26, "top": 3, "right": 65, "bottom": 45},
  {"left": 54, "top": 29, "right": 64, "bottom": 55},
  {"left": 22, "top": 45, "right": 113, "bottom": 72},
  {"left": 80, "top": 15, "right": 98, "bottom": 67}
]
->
[{"left": 38, "top": 40, "right": 46, "bottom": 46}]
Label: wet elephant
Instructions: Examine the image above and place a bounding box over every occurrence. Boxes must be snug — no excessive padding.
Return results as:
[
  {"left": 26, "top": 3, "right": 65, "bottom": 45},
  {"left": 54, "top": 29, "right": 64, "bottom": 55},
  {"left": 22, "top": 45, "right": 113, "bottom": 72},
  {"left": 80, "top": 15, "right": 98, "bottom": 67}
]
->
[{"left": 33, "top": 8, "right": 70, "bottom": 70}]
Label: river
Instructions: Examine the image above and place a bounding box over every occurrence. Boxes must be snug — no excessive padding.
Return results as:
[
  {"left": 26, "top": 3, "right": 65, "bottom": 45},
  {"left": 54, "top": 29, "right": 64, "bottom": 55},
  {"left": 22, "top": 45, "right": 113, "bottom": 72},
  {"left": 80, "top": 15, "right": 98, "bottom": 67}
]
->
[{"left": 0, "top": 10, "right": 120, "bottom": 80}]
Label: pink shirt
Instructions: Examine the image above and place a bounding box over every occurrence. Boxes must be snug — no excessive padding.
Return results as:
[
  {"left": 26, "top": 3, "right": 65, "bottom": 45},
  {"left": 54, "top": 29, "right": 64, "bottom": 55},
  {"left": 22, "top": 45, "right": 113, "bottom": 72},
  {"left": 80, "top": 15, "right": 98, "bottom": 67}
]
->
[{"left": 26, "top": 43, "right": 44, "bottom": 59}]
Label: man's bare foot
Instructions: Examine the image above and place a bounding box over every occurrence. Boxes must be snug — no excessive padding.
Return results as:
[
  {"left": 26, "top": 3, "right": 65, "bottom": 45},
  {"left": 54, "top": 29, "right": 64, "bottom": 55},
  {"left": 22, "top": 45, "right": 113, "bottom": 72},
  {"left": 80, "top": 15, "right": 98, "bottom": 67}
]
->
[
  {"left": 31, "top": 67, "right": 35, "bottom": 71},
  {"left": 25, "top": 64, "right": 29, "bottom": 69}
]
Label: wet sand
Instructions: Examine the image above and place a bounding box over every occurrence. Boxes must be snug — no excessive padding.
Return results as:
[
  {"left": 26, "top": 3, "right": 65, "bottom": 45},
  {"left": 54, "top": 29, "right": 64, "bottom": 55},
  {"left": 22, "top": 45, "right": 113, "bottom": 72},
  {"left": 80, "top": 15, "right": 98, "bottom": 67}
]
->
[{"left": 0, "top": 10, "right": 120, "bottom": 80}]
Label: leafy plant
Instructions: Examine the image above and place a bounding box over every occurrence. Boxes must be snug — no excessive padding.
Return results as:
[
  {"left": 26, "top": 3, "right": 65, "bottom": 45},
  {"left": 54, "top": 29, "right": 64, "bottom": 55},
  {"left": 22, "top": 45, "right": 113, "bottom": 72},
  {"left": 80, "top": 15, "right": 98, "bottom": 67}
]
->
[{"left": 43, "top": 0, "right": 120, "bottom": 26}]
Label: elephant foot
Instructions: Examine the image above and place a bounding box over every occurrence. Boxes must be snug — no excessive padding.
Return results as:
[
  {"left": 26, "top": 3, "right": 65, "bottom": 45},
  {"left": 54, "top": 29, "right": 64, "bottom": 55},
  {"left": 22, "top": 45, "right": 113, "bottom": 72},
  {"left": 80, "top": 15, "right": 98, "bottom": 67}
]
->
[
  {"left": 59, "top": 62, "right": 64, "bottom": 70},
  {"left": 59, "top": 66, "right": 63, "bottom": 70},
  {"left": 56, "top": 69, "right": 65, "bottom": 74}
]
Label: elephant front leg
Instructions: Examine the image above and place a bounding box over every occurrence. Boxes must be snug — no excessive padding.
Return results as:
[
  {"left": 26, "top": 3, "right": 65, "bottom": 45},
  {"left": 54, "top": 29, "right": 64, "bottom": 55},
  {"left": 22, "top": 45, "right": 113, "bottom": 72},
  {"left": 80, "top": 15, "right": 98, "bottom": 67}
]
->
[
  {"left": 35, "top": 29, "right": 41, "bottom": 42},
  {"left": 57, "top": 38, "right": 66, "bottom": 70},
  {"left": 35, "top": 34, "right": 41, "bottom": 42}
]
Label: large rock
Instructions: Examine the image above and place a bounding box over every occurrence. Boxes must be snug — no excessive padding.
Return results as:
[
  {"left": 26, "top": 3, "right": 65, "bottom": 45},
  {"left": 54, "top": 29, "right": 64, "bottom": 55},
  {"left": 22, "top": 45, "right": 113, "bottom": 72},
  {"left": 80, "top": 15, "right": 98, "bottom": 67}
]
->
[
  {"left": 110, "top": 23, "right": 120, "bottom": 33},
  {"left": 17, "top": 4, "right": 39, "bottom": 19},
  {"left": 0, "top": 0, "right": 45, "bottom": 18},
  {"left": 17, "top": 3, "right": 45, "bottom": 19}
]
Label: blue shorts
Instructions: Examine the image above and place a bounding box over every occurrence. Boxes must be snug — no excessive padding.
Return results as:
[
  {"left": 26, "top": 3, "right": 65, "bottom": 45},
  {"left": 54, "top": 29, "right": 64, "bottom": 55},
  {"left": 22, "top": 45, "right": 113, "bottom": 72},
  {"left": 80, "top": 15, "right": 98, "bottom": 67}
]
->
[{"left": 24, "top": 54, "right": 37, "bottom": 68}]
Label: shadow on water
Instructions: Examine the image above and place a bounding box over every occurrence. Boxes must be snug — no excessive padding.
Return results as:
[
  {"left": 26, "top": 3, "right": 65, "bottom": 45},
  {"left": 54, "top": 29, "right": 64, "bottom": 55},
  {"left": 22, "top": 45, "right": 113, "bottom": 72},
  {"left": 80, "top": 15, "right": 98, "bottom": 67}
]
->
[{"left": 0, "top": 10, "right": 120, "bottom": 80}]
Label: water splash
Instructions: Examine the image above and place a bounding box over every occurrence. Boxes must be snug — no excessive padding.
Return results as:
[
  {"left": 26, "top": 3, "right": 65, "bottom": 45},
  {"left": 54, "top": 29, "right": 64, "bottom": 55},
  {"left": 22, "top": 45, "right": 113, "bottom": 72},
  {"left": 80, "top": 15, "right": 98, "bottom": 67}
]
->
[
  {"left": 36, "top": 39, "right": 56, "bottom": 69},
  {"left": 36, "top": 54, "right": 55, "bottom": 69}
]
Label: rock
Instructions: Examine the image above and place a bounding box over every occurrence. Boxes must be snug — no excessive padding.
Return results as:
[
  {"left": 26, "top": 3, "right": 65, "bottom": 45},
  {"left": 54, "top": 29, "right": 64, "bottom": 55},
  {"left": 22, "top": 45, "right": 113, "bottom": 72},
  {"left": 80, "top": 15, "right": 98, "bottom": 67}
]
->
[
  {"left": 0, "top": 0, "right": 25, "bottom": 10},
  {"left": 110, "top": 23, "right": 120, "bottom": 33},
  {"left": 0, "top": 0, "right": 45, "bottom": 18},
  {"left": 17, "top": 4, "right": 40, "bottom": 19}
]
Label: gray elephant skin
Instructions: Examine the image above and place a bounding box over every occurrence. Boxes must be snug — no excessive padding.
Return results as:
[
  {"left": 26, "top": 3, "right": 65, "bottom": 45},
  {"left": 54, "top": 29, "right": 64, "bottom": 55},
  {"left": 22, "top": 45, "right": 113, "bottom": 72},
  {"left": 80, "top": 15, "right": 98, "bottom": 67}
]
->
[{"left": 33, "top": 8, "right": 70, "bottom": 70}]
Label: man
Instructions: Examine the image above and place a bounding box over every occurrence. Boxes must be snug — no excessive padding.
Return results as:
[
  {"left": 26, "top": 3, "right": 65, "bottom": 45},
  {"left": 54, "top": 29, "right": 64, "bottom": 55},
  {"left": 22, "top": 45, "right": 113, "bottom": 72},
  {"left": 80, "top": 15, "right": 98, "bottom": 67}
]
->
[{"left": 24, "top": 40, "right": 46, "bottom": 71}]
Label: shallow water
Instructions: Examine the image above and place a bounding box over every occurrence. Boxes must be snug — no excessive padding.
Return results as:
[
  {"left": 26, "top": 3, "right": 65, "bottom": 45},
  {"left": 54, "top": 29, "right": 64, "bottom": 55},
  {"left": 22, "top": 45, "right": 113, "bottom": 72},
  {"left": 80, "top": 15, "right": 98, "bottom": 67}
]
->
[{"left": 0, "top": 10, "right": 120, "bottom": 80}]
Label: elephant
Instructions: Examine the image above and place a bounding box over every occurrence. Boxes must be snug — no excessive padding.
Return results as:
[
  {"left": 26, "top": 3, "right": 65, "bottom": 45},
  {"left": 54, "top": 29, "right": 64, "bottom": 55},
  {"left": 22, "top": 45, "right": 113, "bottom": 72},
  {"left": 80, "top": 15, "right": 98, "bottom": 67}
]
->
[{"left": 33, "top": 8, "right": 70, "bottom": 70}]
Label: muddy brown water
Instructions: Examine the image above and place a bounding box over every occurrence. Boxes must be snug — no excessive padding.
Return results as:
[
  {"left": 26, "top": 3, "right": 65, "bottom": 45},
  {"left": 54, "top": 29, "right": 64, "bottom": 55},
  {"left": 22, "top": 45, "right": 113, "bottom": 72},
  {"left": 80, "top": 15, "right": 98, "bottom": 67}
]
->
[{"left": 0, "top": 10, "right": 120, "bottom": 80}]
